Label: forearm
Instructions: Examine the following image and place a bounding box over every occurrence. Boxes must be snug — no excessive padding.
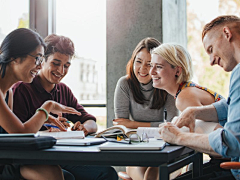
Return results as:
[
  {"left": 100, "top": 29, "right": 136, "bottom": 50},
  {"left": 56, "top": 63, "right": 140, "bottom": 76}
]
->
[
  {"left": 188, "top": 105, "right": 218, "bottom": 122},
  {"left": 177, "top": 132, "right": 220, "bottom": 156},
  {"left": 24, "top": 101, "right": 53, "bottom": 133},
  {"left": 129, "top": 121, "right": 151, "bottom": 129},
  {"left": 83, "top": 120, "right": 97, "bottom": 133}
]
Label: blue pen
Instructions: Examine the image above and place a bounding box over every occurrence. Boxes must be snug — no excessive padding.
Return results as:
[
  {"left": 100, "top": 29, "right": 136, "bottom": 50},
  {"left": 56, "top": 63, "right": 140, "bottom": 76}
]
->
[{"left": 43, "top": 124, "right": 60, "bottom": 129}]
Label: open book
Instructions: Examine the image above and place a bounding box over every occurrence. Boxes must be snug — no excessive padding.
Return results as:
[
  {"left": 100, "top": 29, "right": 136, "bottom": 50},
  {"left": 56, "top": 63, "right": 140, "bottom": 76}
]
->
[
  {"left": 38, "top": 131, "right": 85, "bottom": 139},
  {"left": 95, "top": 125, "right": 137, "bottom": 138},
  {"left": 137, "top": 119, "right": 219, "bottom": 139}
]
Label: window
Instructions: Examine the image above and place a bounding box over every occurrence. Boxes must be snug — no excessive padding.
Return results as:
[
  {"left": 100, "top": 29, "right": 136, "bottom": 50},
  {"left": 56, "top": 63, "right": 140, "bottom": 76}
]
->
[
  {"left": 55, "top": 0, "right": 106, "bottom": 131},
  {"left": 187, "top": 0, "right": 240, "bottom": 98},
  {"left": 0, "top": 0, "right": 29, "bottom": 44}
]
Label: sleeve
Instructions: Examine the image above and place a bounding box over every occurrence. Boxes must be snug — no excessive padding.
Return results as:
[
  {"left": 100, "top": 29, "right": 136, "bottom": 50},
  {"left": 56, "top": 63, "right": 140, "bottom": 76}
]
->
[
  {"left": 150, "top": 94, "right": 179, "bottom": 127},
  {"left": 64, "top": 85, "right": 96, "bottom": 123},
  {"left": 12, "top": 82, "right": 32, "bottom": 123},
  {"left": 209, "top": 64, "right": 240, "bottom": 158},
  {"left": 114, "top": 76, "right": 131, "bottom": 119},
  {"left": 212, "top": 99, "right": 228, "bottom": 126}
]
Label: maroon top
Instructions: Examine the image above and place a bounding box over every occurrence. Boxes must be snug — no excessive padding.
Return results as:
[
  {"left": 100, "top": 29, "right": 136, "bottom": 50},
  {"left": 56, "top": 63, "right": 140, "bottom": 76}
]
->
[{"left": 12, "top": 75, "right": 96, "bottom": 125}]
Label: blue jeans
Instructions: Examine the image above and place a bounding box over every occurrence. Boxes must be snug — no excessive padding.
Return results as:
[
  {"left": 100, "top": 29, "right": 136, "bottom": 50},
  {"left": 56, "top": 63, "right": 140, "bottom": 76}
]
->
[{"left": 61, "top": 165, "right": 118, "bottom": 180}]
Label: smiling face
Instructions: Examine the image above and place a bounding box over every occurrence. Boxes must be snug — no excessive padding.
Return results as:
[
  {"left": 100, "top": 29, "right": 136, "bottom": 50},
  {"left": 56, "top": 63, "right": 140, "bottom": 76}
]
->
[
  {"left": 133, "top": 48, "right": 152, "bottom": 84},
  {"left": 13, "top": 45, "right": 44, "bottom": 83},
  {"left": 203, "top": 27, "right": 237, "bottom": 72},
  {"left": 149, "top": 54, "right": 178, "bottom": 93},
  {"left": 39, "top": 52, "right": 71, "bottom": 91}
]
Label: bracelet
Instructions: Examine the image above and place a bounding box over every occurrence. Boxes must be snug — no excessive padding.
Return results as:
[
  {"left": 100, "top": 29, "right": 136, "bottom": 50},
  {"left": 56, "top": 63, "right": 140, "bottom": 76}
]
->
[{"left": 36, "top": 108, "right": 49, "bottom": 122}]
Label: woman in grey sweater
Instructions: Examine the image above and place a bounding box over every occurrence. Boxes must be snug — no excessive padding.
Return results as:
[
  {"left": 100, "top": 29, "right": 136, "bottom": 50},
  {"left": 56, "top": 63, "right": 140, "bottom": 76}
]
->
[
  {"left": 114, "top": 37, "right": 178, "bottom": 128},
  {"left": 113, "top": 37, "right": 179, "bottom": 180}
]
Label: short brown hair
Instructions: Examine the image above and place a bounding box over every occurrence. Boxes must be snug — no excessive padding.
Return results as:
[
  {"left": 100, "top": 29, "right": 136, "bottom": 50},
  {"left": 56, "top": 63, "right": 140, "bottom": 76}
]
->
[
  {"left": 126, "top": 37, "right": 168, "bottom": 109},
  {"left": 44, "top": 34, "right": 75, "bottom": 61},
  {"left": 202, "top": 15, "right": 240, "bottom": 40}
]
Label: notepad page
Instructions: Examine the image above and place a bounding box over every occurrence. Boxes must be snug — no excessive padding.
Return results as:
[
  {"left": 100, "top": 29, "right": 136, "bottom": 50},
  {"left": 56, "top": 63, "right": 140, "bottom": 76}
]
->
[
  {"left": 137, "top": 127, "right": 160, "bottom": 139},
  {"left": 177, "top": 119, "right": 218, "bottom": 134}
]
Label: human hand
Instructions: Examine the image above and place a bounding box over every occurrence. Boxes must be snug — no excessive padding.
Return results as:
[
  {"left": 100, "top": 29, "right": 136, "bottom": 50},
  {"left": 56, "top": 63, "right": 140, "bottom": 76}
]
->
[
  {"left": 43, "top": 101, "right": 82, "bottom": 117},
  {"left": 159, "top": 122, "right": 182, "bottom": 144},
  {"left": 113, "top": 118, "right": 133, "bottom": 128},
  {"left": 46, "top": 115, "right": 67, "bottom": 131},
  {"left": 57, "top": 113, "right": 71, "bottom": 129},
  {"left": 71, "top": 121, "right": 88, "bottom": 136},
  {"left": 173, "top": 108, "right": 196, "bottom": 132}
]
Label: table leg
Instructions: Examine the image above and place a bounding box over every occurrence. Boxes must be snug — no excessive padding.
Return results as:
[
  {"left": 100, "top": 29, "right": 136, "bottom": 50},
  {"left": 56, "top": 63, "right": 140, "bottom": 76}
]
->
[
  {"left": 159, "top": 163, "right": 169, "bottom": 180},
  {"left": 192, "top": 152, "right": 203, "bottom": 178}
]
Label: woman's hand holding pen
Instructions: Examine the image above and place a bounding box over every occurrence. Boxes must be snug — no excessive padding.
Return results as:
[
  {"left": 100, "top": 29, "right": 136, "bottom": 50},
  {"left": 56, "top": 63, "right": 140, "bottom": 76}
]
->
[
  {"left": 45, "top": 115, "right": 67, "bottom": 131},
  {"left": 57, "top": 113, "right": 71, "bottom": 129}
]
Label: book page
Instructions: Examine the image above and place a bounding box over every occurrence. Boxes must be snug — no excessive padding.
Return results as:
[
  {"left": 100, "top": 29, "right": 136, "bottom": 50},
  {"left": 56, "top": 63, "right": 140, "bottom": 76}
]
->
[
  {"left": 38, "top": 131, "right": 85, "bottom": 139},
  {"left": 95, "top": 125, "right": 137, "bottom": 138}
]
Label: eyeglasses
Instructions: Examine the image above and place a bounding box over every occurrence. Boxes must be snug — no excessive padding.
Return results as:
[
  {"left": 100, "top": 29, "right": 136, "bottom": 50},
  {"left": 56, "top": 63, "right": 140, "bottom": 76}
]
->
[
  {"left": 28, "top": 54, "right": 44, "bottom": 66},
  {"left": 129, "top": 132, "right": 149, "bottom": 144}
]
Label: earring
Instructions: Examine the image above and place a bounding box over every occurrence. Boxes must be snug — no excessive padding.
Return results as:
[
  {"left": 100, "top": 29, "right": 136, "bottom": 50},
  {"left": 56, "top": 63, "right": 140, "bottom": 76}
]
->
[{"left": 175, "top": 75, "right": 178, "bottom": 77}]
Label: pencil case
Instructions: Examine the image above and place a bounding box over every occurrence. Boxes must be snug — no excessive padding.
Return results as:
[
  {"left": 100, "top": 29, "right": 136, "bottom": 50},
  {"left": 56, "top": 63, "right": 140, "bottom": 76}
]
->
[{"left": 0, "top": 136, "right": 56, "bottom": 150}]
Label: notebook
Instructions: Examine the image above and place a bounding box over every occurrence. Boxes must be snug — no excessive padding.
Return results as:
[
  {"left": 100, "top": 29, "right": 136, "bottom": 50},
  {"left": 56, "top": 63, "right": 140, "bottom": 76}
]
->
[
  {"left": 56, "top": 138, "right": 106, "bottom": 146},
  {"left": 38, "top": 131, "right": 85, "bottom": 139},
  {"left": 99, "top": 139, "right": 166, "bottom": 151}
]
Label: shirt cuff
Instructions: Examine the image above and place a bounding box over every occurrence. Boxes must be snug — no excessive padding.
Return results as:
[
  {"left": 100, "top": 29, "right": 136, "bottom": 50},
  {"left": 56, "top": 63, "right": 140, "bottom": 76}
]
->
[{"left": 208, "top": 128, "right": 226, "bottom": 156}]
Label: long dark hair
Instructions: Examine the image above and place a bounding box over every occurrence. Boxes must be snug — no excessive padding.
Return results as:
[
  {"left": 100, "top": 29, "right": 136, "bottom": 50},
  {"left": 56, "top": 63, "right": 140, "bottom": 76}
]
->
[
  {"left": 126, "top": 37, "right": 168, "bottom": 109},
  {"left": 0, "top": 28, "right": 46, "bottom": 78}
]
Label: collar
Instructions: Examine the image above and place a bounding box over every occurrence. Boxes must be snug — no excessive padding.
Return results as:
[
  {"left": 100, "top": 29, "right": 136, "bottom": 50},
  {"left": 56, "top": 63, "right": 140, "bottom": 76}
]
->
[
  {"left": 32, "top": 75, "right": 59, "bottom": 94},
  {"left": 140, "top": 80, "right": 154, "bottom": 92}
]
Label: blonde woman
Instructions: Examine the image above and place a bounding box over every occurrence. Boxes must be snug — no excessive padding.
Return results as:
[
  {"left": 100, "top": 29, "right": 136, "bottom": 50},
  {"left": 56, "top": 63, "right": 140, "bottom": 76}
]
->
[{"left": 143, "top": 43, "right": 225, "bottom": 180}]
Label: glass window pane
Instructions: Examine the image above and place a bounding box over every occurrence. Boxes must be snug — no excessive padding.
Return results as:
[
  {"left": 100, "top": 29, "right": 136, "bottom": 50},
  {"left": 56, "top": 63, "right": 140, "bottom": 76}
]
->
[
  {"left": 56, "top": 0, "right": 106, "bottom": 104},
  {"left": 187, "top": 0, "right": 240, "bottom": 98},
  {"left": 0, "top": 0, "right": 29, "bottom": 44},
  {"left": 55, "top": 0, "right": 106, "bottom": 130}
]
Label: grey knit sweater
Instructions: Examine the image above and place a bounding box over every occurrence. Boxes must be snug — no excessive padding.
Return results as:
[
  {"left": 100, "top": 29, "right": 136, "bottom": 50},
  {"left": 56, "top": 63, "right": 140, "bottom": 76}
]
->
[{"left": 114, "top": 76, "right": 179, "bottom": 127}]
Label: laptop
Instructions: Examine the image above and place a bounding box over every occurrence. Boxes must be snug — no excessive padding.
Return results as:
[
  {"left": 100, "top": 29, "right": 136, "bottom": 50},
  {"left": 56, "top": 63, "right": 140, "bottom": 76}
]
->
[
  {"left": 56, "top": 138, "right": 106, "bottom": 146},
  {"left": 99, "top": 139, "right": 166, "bottom": 151}
]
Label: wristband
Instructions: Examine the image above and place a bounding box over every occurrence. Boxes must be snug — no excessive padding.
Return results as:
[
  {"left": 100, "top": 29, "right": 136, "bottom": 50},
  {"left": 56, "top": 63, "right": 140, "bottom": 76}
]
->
[{"left": 36, "top": 108, "right": 49, "bottom": 122}]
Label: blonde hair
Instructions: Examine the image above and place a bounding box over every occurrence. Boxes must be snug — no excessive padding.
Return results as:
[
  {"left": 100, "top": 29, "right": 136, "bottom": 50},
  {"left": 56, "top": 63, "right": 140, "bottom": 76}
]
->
[{"left": 151, "top": 43, "right": 193, "bottom": 84}]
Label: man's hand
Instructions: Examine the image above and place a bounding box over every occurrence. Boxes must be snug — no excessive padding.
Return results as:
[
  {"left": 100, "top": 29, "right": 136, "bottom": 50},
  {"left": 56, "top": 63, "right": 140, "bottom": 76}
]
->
[
  {"left": 159, "top": 122, "right": 182, "bottom": 144},
  {"left": 173, "top": 107, "right": 196, "bottom": 132},
  {"left": 72, "top": 121, "right": 88, "bottom": 136}
]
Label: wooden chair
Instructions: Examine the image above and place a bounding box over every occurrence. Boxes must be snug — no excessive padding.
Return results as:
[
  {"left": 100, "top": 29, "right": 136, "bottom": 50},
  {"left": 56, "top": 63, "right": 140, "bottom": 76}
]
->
[
  {"left": 220, "top": 162, "right": 240, "bottom": 169},
  {"left": 118, "top": 171, "right": 133, "bottom": 180}
]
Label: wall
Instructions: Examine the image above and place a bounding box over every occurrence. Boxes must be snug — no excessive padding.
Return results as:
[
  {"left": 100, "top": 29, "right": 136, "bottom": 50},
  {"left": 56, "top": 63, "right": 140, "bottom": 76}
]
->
[{"left": 106, "top": 0, "right": 187, "bottom": 127}]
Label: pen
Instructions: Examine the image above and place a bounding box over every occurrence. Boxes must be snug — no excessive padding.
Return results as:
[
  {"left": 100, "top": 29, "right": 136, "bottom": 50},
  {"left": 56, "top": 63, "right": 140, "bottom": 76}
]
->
[
  {"left": 164, "top": 108, "right": 167, "bottom": 123},
  {"left": 43, "top": 124, "right": 60, "bottom": 129}
]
